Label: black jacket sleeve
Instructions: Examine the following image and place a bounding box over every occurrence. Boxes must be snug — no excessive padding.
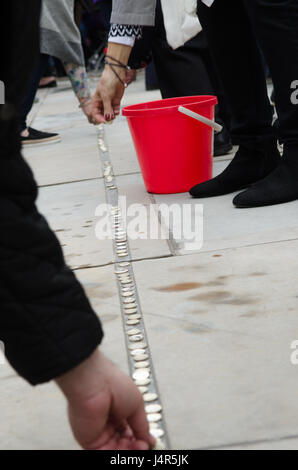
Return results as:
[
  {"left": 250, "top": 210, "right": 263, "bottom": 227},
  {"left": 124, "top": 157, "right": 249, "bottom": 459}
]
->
[
  {"left": 0, "top": 0, "right": 104, "bottom": 385},
  {"left": 0, "top": 144, "right": 104, "bottom": 385}
]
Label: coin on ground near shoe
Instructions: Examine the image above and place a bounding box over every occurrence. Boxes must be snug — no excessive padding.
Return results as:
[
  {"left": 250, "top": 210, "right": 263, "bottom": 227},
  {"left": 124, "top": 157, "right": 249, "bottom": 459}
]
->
[
  {"left": 129, "top": 334, "right": 144, "bottom": 342},
  {"left": 126, "top": 319, "right": 140, "bottom": 325},
  {"left": 143, "top": 393, "right": 158, "bottom": 402},
  {"left": 125, "top": 308, "right": 138, "bottom": 314},
  {"left": 130, "top": 348, "right": 146, "bottom": 356},
  {"left": 127, "top": 315, "right": 141, "bottom": 321},
  {"left": 138, "top": 386, "right": 149, "bottom": 394},
  {"left": 133, "top": 354, "right": 148, "bottom": 361},
  {"left": 150, "top": 428, "right": 165, "bottom": 439},
  {"left": 125, "top": 313, "right": 139, "bottom": 318},
  {"left": 152, "top": 438, "right": 166, "bottom": 450},
  {"left": 133, "top": 369, "right": 150, "bottom": 381},
  {"left": 128, "top": 341, "right": 146, "bottom": 349},
  {"left": 127, "top": 328, "right": 141, "bottom": 336},
  {"left": 149, "top": 422, "right": 158, "bottom": 429},
  {"left": 134, "top": 378, "right": 151, "bottom": 386},
  {"left": 145, "top": 404, "right": 162, "bottom": 414},
  {"left": 125, "top": 311, "right": 139, "bottom": 317},
  {"left": 147, "top": 413, "right": 162, "bottom": 423},
  {"left": 135, "top": 361, "right": 149, "bottom": 368}
]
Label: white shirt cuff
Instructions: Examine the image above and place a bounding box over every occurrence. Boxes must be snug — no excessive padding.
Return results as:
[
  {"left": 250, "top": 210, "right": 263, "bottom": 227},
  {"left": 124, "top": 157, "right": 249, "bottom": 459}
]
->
[{"left": 108, "top": 36, "right": 135, "bottom": 47}]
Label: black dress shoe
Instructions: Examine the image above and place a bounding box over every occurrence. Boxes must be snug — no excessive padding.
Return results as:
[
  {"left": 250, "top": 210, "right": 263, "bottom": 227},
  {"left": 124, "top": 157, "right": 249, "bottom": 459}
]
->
[
  {"left": 189, "top": 138, "right": 281, "bottom": 198},
  {"left": 233, "top": 144, "right": 298, "bottom": 208},
  {"left": 214, "top": 124, "right": 233, "bottom": 157}
]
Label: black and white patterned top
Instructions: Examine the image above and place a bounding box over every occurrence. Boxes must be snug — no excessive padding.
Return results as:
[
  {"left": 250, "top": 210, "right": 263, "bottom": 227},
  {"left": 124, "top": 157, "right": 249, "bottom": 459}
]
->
[{"left": 109, "top": 24, "right": 143, "bottom": 40}]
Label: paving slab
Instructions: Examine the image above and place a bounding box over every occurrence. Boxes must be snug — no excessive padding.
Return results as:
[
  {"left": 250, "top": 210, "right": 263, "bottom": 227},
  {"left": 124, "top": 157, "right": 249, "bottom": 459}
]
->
[
  {"left": 23, "top": 125, "right": 102, "bottom": 186},
  {"left": 37, "top": 178, "right": 113, "bottom": 269},
  {"left": 104, "top": 115, "right": 141, "bottom": 176},
  {"left": 132, "top": 240, "right": 298, "bottom": 449},
  {"left": 153, "top": 159, "right": 298, "bottom": 254},
  {"left": 214, "top": 436, "right": 298, "bottom": 450},
  {"left": 35, "top": 84, "right": 80, "bottom": 117},
  {"left": 75, "top": 266, "right": 128, "bottom": 372},
  {"left": 116, "top": 172, "right": 171, "bottom": 260},
  {"left": 32, "top": 111, "right": 91, "bottom": 132}
]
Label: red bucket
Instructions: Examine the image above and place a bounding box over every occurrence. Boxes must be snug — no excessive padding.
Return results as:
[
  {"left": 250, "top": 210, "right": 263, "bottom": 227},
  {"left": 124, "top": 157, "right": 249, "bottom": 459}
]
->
[{"left": 122, "top": 95, "right": 218, "bottom": 194}]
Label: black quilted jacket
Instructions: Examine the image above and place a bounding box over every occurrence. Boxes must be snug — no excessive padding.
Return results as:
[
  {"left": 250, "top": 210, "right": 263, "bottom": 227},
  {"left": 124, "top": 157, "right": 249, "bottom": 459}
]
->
[{"left": 0, "top": 0, "right": 104, "bottom": 385}]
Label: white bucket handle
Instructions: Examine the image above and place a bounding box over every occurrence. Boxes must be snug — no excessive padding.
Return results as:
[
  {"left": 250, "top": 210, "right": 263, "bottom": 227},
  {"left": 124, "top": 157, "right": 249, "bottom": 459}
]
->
[{"left": 178, "top": 106, "right": 223, "bottom": 133}]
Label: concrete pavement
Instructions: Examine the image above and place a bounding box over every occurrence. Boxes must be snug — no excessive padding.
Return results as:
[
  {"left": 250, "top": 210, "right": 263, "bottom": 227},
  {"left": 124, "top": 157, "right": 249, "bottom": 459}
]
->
[{"left": 1, "top": 73, "right": 298, "bottom": 450}]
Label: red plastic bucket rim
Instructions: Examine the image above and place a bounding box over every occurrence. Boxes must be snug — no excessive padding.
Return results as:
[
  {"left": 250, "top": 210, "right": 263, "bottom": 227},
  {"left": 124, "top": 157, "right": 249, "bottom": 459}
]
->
[{"left": 122, "top": 95, "right": 218, "bottom": 118}]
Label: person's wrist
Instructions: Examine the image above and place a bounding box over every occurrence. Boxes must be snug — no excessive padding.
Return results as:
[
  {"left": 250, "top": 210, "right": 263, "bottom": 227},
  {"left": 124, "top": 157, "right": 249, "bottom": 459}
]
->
[
  {"left": 106, "top": 42, "right": 132, "bottom": 66},
  {"left": 102, "top": 64, "right": 126, "bottom": 84},
  {"left": 55, "top": 349, "right": 108, "bottom": 405}
]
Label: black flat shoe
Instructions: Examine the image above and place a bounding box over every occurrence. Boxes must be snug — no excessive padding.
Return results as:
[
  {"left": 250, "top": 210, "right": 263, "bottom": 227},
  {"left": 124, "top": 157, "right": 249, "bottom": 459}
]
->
[
  {"left": 233, "top": 144, "right": 298, "bottom": 208},
  {"left": 189, "top": 138, "right": 281, "bottom": 198},
  {"left": 21, "top": 127, "right": 61, "bottom": 146}
]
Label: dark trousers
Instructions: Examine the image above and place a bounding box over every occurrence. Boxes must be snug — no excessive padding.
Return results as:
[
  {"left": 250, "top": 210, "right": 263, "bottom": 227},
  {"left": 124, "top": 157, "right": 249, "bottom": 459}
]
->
[
  {"left": 197, "top": 0, "right": 298, "bottom": 146},
  {"left": 129, "top": 0, "right": 231, "bottom": 127},
  {"left": 20, "top": 54, "right": 49, "bottom": 131}
]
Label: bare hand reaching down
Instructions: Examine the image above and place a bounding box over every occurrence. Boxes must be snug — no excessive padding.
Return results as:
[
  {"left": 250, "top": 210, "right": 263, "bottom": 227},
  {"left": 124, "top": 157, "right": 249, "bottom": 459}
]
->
[
  {"left": 56, "top": 349, "right": 155, "bottom": 450},
  {"left": 92, "top": 43, "right": 132, "bottom": 124}
]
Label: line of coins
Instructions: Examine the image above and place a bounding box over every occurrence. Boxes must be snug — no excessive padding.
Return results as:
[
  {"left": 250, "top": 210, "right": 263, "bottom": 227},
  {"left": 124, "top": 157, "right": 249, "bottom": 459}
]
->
[
  {"left": 97, "top": 125, "right": 168, "bottom": 449},
  {"left": 112, "top": 205, "right": 166, "bottom": 447},
  {"left": 98, "top": 125, "right": 117, "bottom": 191}
]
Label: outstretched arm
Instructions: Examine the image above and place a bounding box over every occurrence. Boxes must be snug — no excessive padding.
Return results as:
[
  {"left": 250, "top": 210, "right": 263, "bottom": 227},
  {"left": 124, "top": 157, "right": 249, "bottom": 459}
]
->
[{"left": 92, "top": 41, "right": 133, "bottom": 123}]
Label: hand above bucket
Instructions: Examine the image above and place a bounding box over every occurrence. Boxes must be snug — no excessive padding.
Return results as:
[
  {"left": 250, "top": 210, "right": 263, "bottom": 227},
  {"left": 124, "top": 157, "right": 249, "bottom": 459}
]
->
[{"left": 92, "top": 43, "right": 132, "bottom": 124}]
